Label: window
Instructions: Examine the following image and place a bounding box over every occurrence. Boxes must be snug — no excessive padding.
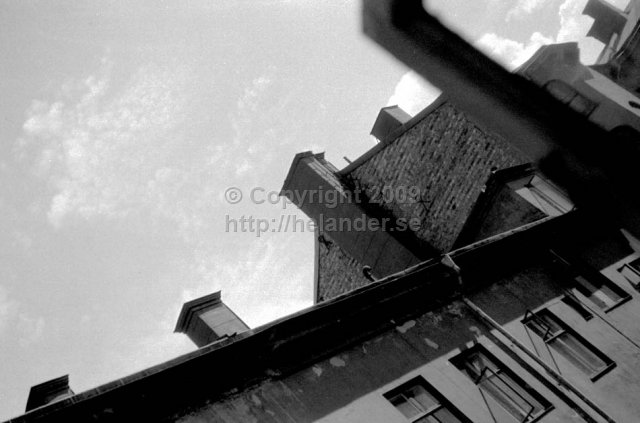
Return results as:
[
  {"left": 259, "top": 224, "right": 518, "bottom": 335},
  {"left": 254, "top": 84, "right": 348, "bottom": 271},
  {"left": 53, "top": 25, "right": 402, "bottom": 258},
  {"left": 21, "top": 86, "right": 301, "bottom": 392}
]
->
[
  {"left": 550, "top": 251, "right": 631, "bottom": 312},
  {"left": 544, "top": 80, "right": 597, "bottom": 116},
  {"left": 508, "top": 175, "right": 573, "bottom": 216},
  {"left": 618, "top": 258, "right": 640, "bottom": 291},
  {"left": 384, "top": 377, "right": 472, "bottom": 423},
  {"left": 451, "top": 346, "right": 552, "bottom": 423},
  {"left": 523, "top": 309, "right": 615, "bottom": 380}
]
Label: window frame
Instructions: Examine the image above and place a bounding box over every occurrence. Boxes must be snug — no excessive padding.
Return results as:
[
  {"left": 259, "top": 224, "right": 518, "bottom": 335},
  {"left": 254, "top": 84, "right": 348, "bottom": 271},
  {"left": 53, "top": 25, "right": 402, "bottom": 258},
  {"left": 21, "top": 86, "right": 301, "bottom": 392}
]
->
[
  {"left": 618, "top": 257, "right": 640, "bottom": 292},
  {"left": 508, "top": 174, "right": 574, "bottom": 217},
  {"left": 450, "top": 345, "right": 553, "bottom": 423},
  {"left": 522, "top": 309, "right": 615, "bottom": 381},
  {"left": 383, "top": 376, "right": 473, "bottom": 423},
  {"left": 549, "top": 251, "right": 631, "bottom": 313}
]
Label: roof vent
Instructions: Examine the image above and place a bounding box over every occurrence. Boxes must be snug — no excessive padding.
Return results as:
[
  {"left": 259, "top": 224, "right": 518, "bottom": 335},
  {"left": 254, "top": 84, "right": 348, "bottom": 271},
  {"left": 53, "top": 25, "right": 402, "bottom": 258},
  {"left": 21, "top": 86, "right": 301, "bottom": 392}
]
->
[
  {"left": 25, "top": 375, "right": 74, "bottom": 412},
  {"left": 175, "top": 291, "right": 249, "bottom": 348},
  {"left": 371, "top": 105, "right": 411, "bottom": 142}
]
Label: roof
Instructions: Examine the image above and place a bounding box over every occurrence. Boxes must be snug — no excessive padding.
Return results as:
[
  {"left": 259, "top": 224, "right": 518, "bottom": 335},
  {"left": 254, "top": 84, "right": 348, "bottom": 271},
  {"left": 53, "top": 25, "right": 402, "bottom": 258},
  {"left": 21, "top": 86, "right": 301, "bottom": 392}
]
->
[
  {"left": 24, "top": 376, "right": 73, "bottom": 413},
  {"left": 3, "top": 211, "right": 580, "bottom": 422},
  {"left": 174, "top": 291, "right": 222, "bottom": 333}
]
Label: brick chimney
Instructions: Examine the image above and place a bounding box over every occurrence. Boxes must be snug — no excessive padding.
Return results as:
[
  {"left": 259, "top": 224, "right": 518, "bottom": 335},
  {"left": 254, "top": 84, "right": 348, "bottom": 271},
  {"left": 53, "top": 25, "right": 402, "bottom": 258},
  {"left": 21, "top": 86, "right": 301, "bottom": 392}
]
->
[
  {"left": 281, "top": 152, "right": 422, "bottom": 278},
  {"left": 25, "top": 375, "right": 74, "bottom": 412},
  {"left": 370, "top": 105, "right": 411, "bottom": 142},
  {"left": 175, "top": 291, "right": 249, "bottom": 348}
]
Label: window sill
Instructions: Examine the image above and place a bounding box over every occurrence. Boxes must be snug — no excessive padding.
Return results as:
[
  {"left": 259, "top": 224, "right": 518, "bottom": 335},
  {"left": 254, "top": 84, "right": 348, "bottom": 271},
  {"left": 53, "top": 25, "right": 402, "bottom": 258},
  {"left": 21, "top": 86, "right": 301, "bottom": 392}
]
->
[
  {"left": 603, "top": 295, "right": 632, "bottom": 313},
  {"left": 590, "top": 362, "right": 616, "bottom": 382},
  {"left": 528, "top": 406, "right": 555, "bottom": 423}
]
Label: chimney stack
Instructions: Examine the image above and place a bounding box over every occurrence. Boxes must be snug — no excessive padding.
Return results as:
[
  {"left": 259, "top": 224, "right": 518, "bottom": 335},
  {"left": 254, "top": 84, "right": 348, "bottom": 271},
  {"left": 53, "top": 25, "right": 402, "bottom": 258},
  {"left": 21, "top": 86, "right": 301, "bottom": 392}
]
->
[
  {"left": 370, "top": 105, "right": 411, "bottom": 142},
  {"left": 175, "top": 291, "right": 249, "bottom": 348},
  {"left": 25, "top": 375, "right": 74, "bottom": 412}
]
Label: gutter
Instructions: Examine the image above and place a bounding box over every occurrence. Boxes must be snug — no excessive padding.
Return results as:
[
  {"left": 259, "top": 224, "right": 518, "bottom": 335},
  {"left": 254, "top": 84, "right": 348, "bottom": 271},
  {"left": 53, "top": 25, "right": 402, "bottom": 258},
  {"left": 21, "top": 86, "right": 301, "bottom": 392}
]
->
[{"left": 440, "top": 254, "right": 617, "bottom": 423}]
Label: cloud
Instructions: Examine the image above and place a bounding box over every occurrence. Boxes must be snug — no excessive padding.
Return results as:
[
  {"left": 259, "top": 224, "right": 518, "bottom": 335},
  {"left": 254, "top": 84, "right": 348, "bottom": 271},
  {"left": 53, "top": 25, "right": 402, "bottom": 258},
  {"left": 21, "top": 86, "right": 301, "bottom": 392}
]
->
[
  {"left": 557, "top": 0, "right": 597, "bottom": 43},
  {"left": 228, "top": 71, "right": 278, "bottom": 176},
  {"left": 477, "top": 0, "right": 629, "bottom": 68},
  {"left": 477, "top": 31, "right": 554, "bottom": 69},
  {"left": 17, "top": 315, "right": 45, "bottom": 347},
  {"left": 0, "top": 286, "right": 45, "bottom": 346},
  {"left": 506, "top": 0, "right": 547, "bottom": 21},
  {"left": 19, "top": 58, "right": 193, "bottom": 228},
  {"left": 183, "top": 235, "right": 312, "bottom": 327},
  {"left": 387, "top": 71, "right": 441, "bottom": 116},
  {"left": 0, "top": 286, "right": 19, "bottom": 335}
]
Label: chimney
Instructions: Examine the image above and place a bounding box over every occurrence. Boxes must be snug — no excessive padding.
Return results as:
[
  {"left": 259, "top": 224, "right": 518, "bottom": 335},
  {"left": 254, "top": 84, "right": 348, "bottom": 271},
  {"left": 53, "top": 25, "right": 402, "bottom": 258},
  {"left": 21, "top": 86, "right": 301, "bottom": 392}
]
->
[
  {"left": 370, "top": 105, "right": 411, "bottom": 142},
  {"left": 281, "top": 152, "right": 423, "bottom": 279},
  {"left": 175, "top": 291, "right": 249, "bottom": 348},
  {"left": 25, "top": 375, "right": 74, "bottom": 412},
  {"left": 583, "top": 0, "right": 626, "bottom": 44}
]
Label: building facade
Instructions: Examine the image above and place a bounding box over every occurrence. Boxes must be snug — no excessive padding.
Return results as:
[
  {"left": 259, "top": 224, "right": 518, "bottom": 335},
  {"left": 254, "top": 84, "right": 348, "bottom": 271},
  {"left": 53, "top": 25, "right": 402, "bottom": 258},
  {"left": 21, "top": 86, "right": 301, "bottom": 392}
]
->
[{"left": 283, "top": 0, "right": 640, "bottom": 302}]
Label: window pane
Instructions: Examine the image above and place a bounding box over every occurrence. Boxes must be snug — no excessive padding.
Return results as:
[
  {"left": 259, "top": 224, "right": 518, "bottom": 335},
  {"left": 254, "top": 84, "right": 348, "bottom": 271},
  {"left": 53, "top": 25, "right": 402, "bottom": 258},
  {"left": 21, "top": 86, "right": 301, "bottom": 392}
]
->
[
  {"left": 454, "top": 349, "right": 547, "bottom": 422},
  {"left": 550, "top": 332, "right": 607, "bottom": 375},
  {"left": 389, "top": 394, "right": 420, "bottom": 418},
  {"left": 407, "top": 385, "right": 439, "bottom": 412},
  {"left": 525, "top": 310, "right": 613, "bottom": 377},
  {"left": 428, "top": 408, "right": 464, "bottom": 423},
  {"left": 620, "top": 265, "right": 640, "bottom": 287},
  {"left": 526, "top": 313, "right": 562, "bottom": 338},
  {"left": 574, "top": 275, "right": 622, "bottom": 309},
  {"left": 460, "top": 351, "right": 499, "bottom": 380},
  {"left": 479, "top": 373, "right": 540, "bottom": 422}
]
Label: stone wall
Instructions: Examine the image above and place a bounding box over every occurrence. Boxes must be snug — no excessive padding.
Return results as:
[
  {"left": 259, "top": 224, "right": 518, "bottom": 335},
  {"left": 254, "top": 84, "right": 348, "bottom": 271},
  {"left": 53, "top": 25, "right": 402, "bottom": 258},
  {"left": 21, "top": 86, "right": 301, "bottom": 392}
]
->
[{"left": 345, "top": 101, "right": 527, "bottom": 252}]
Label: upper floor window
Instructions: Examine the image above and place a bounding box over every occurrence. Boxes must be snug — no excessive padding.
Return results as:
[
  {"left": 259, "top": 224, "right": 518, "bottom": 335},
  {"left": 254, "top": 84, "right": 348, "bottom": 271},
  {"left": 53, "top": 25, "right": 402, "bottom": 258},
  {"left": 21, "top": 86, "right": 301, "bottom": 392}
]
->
[
  {"left": 544, "top": 80, "right": 597, "bottom": 116},
  {"left": 508, "top": 175, "right": 573, "bottom": 217},
  {"left": 618, "top": 257, "right": 640, "bottom": 291},
  {"left": 384, "top": 377, "right": 472, "bottom": 423},
  {"left": 550, "top": 251, "right": 631, "bottom": 312},
  {"left": 523, "top": 309, "right": 615, "bottom": 380},
  {"left": 451, "top": 345, "right": 552, "bottom": 423}
]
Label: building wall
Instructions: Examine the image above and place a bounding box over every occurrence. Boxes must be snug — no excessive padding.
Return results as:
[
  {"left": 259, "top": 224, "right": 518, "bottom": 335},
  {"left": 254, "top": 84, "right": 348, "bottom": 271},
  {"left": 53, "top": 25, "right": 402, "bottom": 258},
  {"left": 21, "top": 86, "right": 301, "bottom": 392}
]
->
[
  {"left": 176, "top": 300, "right": 585, "bottom": 423},
  {"left": 175, "top": 223, "right": 640, "bottom": 423},
  {"left": 315, "top": 232, "right": 371, "bottom": 302},
  {"left": 343, "top": 101, "right": 527, "bottom": 254},
  {"left": 282, "top": 152, "right": 423, "bottom": 292},
  {"left": 469, "top": 239, "right": 640, "bottom": 422}
]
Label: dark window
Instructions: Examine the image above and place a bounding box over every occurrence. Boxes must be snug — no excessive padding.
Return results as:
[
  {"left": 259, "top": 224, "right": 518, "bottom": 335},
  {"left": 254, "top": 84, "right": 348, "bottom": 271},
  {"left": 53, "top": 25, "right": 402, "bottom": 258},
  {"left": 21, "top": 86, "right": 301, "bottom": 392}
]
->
[
  {"left": 544, "top": 80, "right": 596, "bottom": 116},
  {"left": 451, "top": 346, "right": 552, "bottom": 423},
  {"left": 508, "top": 175, "right": 573, "bottom": 217},
  {"left": 545, "top": 80, "right": 576, "bottom": 103},
  {"left": 523, "top": 309, "right": 615, "bottom": 380},
  {"left": 550, "top": 251, "right": 631, "bottom": 312},
  {"left": 384, "top": 377, "right": 472, "bottom": 423}
]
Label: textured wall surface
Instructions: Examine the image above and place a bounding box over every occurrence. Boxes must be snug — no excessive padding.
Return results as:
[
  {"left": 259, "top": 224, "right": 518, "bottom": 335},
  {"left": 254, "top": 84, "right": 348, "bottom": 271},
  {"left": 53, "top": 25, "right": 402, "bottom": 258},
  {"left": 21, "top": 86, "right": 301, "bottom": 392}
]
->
[
  {"left": 345, "top": 101, "right": 527, "bottom": 252},
  {"left": 315, "top": 232, "right": 371, "bottom": 302}
]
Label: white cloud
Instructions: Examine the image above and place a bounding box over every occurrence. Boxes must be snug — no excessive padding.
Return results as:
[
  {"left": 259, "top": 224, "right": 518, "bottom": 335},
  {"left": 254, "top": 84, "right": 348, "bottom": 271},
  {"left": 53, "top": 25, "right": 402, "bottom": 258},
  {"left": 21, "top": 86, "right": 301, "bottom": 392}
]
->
[
  {"left": 387, "top": 71, "right": 441, "bottom": 116},
  {"left": 17, "top": 315, "right": 45, "bottom": 347},
  {"left": 476, "top": 0, "right": 630, "bottom": 68},
  {"left": 477, "top": 31, "right": 554, "bottom": 69},
  {"left": 19, "top": 58, "right": 191, "bottom": 228},
  {"left": 183, "top": 235, "right": 312, "bottom": 328},
  {"left": 0, "top": 286, "right": 19, "bottom": 335},
  {"left": 0, "top": 286, "right": 45, "bottom": 346},
  {"left": 506, "top": 0, "right": 548, "bottom": 21},
  {"left": 228, "top": 71, "right": 278, "bottom": 175}
]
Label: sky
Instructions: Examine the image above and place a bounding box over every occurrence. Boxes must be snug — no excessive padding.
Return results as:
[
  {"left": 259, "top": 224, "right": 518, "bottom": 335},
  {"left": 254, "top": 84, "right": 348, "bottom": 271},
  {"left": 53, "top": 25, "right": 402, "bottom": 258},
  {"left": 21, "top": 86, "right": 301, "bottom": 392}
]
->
[{"left": 0, "top": 0, "right": 628, "bottom": 419}]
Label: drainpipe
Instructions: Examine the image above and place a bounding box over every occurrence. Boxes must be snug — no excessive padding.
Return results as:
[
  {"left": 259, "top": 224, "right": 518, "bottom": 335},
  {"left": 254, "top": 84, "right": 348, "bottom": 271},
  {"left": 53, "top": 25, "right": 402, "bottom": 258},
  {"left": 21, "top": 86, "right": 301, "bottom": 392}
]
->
[{"left": 440, "top": 254, "right": 617, "bottom": 423}]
